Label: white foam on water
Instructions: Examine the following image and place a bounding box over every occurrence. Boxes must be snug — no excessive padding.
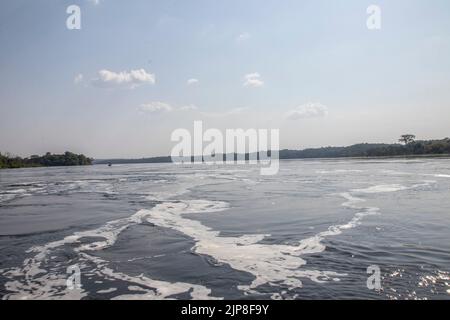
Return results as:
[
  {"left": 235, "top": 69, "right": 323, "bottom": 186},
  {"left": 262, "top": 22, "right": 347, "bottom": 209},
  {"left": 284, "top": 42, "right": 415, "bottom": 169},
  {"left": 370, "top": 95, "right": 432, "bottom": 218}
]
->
[
  {"left": 4, "top": 170, "right": 432, "bottom": 300},
  {"left": 430, "top": 174, "right": 450, "bottom": 178},
  {"left": 2, "top": 191, "right": 373, "bottom": 300},
  {"left": 0, "top": 183, "right": 47, "bottom": 204},
  {"left": 0, "top": 179, "right": 122, "bottom": 205},
  {"left": 145, "top": 189, "right": 189, "bottom": 202},
  {"left": 97, "top": 288, "right": 117, "bottom": 294},
  {"left": 381, "top": 170, "right": 412, "bottom": 176},
  {"left": 0, "top": 194, "right": 16, "bottom": 203},
  {"left": 6, "top": 189, "right": 28, "bottom": 194},
  {"left": 1, "top": 203, "right": 220, "bottom": 300},
  {"left": 352, "top": 181, "right": 435, "bottom": 194},
  {"left": 1, "top": 174, "right": 232, "bottom": 300},
  {"left": 80, "top": 253, "right": 219, "bottom": 300},
  {"left": 352, "top": 184, "right": 410, "bottom": 193},
  {"left": 2, "top": 259, "right": 89, "bottom": 300},
  {"left": 141, "top": 194, "right": 380, "bottom": 296}
]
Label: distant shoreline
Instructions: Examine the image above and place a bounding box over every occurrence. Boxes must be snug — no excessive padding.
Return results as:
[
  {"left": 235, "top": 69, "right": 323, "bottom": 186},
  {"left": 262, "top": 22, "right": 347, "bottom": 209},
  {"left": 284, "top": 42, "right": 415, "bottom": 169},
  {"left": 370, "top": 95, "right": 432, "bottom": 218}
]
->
[
  {"left": 94, "top": 153, "right": 450, "bottom": 166},
  {"left": 0, "top": 152, "right": 92, "bottom": 170},
  {"left": 3, "top": 138, "right": 450, "bottom": 169},
  {"left": 2, "top": 154, "right": 450, "bottom": 171},
  {"left": 94, "top": 139, "right": 450, "bottom": 165}
]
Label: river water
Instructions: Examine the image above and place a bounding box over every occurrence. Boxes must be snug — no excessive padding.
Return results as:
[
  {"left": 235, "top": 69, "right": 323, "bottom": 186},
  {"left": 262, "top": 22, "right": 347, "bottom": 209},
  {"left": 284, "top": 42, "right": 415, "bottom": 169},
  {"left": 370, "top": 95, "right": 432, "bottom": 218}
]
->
[{"left": 0, "top": 159, "right": 449, "bottom": 300}]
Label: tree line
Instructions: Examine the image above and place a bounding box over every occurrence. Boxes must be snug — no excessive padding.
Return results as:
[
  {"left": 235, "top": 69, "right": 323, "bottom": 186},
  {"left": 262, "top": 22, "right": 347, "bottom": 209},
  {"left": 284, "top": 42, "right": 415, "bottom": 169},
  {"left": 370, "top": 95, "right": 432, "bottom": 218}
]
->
[
  {"left": 280, "top": 136, "right": 450, "bottom": 159},
  {"left": 95, "top": 136, "right": 450, "bottom": 165},
  {"left": 3, "top": 136, "right": 449, "bottom": 169},
  {"left": 0, "top": 152, "right": 92, "bottom": 169}
]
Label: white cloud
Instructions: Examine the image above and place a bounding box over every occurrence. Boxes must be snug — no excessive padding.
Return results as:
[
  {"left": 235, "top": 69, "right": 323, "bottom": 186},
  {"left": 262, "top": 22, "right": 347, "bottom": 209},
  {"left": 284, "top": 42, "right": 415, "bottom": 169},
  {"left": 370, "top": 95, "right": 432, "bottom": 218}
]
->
[
  {"left": 138, "top": 102, "right": 247, "bottom": 117},
  {"left": 243, "top": 73, "right": 264, "bottom": 88},
  {"left": 92, "top": 69, "right": 155, "bottom": 88},
  {"left": 179, "top": 104, "right": 198, "bottom": 111},
  {"left": 187, "top": 78, "right": 199, "bottom": 86},
  {"left": 74, "top": 74, "right": 83, "bottom": 84},
  {"left": 236, "top": 32, "right": 251, "bottom": 42},
  {"left": 139, "top": 102, "right": 199, "bottom": 114},
  {"left": 139, "top": 102, "right": 173, "bottom": 113},
  {"left": 286, "top": 102, "right": 329, "bottom": 120},
  {"left": 88, "top": 0, "right": 101, "bottom": 5}
]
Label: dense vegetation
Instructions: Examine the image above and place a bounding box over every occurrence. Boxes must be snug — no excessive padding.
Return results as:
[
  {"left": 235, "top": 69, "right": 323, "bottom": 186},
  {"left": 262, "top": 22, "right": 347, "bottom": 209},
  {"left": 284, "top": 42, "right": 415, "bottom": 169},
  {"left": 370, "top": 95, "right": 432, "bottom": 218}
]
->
[
  {"left": 281, "top": 138, "right": 450, "bottom": 159},
  {"left": 366, "top": 138, "right": 450, "bottom": 157},
  {"left": 94, "top": 137, "right": 450, "bottom": 165},
  {"left": 279, "top": 143, "right": 392, "bottom": 159},
  {"left": 0, "top": 152, "right": 92, "bottom": 169}
]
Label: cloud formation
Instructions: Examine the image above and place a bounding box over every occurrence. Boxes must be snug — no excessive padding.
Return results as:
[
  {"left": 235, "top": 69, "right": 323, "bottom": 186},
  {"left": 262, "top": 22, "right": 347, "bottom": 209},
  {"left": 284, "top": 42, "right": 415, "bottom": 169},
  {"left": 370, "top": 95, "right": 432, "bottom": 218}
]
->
[
  {"left": 179, "top": 104, "right": 198, "bottom": 111},
  {"left": 140, "top": 102, "right": 173, "bottom": 113},
  {"left": 139, "top": 102, "right": 198, "bottom": 114},
  {"left": 286, "top": 102, "right": 329, "bottom": 120},
  {"left": 187, "top": 78, "right": 199, "bottom": 86},
  {"left": 73, "top": 74, "right": 83, "bottom": 84},
  {"left": 138, "top": 102, "right": 246, "bottom": 118},
  {"left": 243, "top": 73, "right": 264, "bottom": 88},
  {"left": 92, "top": 69, "right": 155, "bottom": 88},
  {"left": 236, "top": 32, "right": 251, "bottom": 42}
]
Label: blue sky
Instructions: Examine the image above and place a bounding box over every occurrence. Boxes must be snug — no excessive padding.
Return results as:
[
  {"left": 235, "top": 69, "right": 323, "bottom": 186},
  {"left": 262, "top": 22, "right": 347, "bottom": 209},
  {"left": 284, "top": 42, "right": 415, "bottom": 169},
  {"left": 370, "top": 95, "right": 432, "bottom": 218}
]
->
[{"left": 1, "top": 0, "right": 450, "bottom": 158}]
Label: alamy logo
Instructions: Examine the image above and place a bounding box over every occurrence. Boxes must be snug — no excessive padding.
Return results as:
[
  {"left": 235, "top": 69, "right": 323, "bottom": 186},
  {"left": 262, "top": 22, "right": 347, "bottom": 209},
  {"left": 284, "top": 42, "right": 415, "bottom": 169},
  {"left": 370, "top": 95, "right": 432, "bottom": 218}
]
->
[
  {"left": 66, "top": 5, "right": 81, "bottom": 30},
  {"left": 367, "top": 265, "right": 382, "bottom": 290},
  {"left": 366, "top": 5, "right": 382, "bottom": 30},
  {"left": 171, "top": 121, "right": 279, "bottom": 175},
  {"left": 66, "top": 265, "right": 82, "bottom": 290}
]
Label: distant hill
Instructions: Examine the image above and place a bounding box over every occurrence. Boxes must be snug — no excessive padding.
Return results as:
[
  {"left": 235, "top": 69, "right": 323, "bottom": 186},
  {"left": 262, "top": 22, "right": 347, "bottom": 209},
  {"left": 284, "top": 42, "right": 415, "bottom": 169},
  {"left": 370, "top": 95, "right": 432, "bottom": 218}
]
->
[{"left": 93, "top": 138, "right": 450, "bottom": 165}]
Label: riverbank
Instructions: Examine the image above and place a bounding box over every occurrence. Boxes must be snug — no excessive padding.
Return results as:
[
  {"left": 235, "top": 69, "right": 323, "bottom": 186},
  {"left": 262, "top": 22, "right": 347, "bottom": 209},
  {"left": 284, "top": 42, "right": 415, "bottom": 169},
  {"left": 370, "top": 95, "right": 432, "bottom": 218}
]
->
[{"left": 0, "top": 152, "right": 92, "bottom": 169}]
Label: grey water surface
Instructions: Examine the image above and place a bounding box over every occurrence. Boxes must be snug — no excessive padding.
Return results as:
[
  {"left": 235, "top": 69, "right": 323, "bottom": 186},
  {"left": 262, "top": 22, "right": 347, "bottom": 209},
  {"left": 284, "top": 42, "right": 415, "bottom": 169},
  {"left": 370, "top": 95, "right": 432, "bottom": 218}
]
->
[{"left": 0, "top": 159, "right": 449, "bottom": 300}]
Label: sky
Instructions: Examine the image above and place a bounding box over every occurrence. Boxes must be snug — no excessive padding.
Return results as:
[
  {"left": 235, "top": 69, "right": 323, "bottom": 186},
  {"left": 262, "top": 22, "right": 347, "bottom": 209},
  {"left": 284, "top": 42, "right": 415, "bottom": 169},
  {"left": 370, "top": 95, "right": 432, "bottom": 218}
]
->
[{"left": 1, "top": 0, "right": 450, "bottom": 158}]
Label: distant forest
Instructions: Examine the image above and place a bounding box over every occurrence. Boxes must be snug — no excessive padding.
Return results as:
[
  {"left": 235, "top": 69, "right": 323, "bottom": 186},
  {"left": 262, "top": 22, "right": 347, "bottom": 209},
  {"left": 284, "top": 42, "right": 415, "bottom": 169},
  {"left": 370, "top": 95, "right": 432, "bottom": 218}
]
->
[
  {"left": 2, "top": 137, "right": 449, "bottom": 169},
  {"left": 0, "top": 152, "right": 92, "bottom": 169},
  {"left": 94, "top": 137, "right": 450, "bottom": 165},
  {"left": 281, "top": 137, "right": 450, "bottom": 159}
]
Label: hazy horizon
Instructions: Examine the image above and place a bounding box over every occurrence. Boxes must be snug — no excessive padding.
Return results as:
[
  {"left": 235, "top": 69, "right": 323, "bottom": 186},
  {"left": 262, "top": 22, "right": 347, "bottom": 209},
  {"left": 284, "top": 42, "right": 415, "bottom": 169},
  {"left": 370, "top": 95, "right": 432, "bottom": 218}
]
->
[{"left": 1, "top": 0, "right": 450, "bottom": 158}]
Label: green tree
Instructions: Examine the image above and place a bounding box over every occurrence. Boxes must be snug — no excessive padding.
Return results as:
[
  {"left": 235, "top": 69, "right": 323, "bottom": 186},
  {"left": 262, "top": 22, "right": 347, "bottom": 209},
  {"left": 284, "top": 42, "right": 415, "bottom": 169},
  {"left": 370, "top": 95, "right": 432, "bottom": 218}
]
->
[{"left": 399, "top": 134, "right": 416, "bottom": 145}]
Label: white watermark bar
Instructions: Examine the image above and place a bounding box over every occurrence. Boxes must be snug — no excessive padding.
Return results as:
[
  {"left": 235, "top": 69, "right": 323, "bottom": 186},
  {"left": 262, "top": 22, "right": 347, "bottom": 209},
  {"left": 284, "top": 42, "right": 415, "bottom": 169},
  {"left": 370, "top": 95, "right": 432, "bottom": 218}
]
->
[
  {"left": 171, "top": 121, "right": 280, "bottom": 175},
  {"left": 366, "top": 4, "right": 382, "bottom": 30}
]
